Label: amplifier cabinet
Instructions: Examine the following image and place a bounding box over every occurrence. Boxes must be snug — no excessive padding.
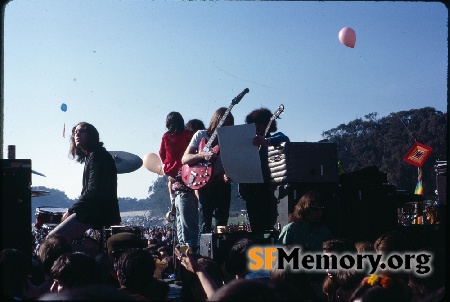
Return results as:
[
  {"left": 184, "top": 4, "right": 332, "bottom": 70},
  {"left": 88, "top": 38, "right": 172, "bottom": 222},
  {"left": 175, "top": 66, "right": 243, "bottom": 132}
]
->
[
  {"left": 268, "top": 142, "right": 339, "bottom": 184},
  {"left": 199, "top": 232, "right": 251, "bottom": 266},
  {"left": 1, "top": 159, "right": 32, "bottom": 256},
  {"left": 338, "top": 184, "right": 398, "bottom": 242},
  {"left": 199, "top": 231, "right": 278, "bottom": 266},
  {"left": 436, "top": 175, "right": 446, "bottom": 205}
]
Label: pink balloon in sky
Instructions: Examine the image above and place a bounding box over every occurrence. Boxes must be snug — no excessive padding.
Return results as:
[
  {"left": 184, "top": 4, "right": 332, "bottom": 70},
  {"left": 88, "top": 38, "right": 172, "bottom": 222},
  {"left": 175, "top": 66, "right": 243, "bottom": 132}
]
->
[{"left": 338, "top": 27, "right": 356, "bottom": 48}]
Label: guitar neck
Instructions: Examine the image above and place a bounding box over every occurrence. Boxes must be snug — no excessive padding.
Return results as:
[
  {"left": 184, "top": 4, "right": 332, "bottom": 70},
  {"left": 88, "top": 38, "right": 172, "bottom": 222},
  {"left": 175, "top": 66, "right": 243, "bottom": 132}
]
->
[
  {"left": 204, "top": 103, "right": 234, "bottom": 151},
  {"left": 264, "top": 116, "right": 276, "bottom": 137}
]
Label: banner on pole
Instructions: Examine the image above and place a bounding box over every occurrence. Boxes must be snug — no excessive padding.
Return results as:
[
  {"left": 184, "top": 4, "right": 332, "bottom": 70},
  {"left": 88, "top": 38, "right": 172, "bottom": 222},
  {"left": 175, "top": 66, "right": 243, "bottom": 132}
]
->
[{"left": 403, "top": 142, "right": 433, "bottom": 168}]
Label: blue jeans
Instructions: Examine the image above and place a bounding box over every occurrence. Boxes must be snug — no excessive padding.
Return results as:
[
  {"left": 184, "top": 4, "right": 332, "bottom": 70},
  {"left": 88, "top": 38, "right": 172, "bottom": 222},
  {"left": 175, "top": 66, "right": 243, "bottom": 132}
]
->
[{"left": 175, "top": 190, "right": 199, "bottom": 250}]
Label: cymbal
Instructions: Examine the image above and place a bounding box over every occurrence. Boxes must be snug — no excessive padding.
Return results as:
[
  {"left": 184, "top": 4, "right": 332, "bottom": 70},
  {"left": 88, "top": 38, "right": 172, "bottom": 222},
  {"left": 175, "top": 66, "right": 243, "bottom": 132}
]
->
[
  {"left": 396, "top": 193, "right": 426, "bottom": 204},
  {"left": 32, "top": 170, "right": 46, "bottom": 177},
  {"left": 109, "top": 151, "right": 143, "bottom": 174},
  {"left": 31, "top": 190, "right": 50, "bottom": 197}
]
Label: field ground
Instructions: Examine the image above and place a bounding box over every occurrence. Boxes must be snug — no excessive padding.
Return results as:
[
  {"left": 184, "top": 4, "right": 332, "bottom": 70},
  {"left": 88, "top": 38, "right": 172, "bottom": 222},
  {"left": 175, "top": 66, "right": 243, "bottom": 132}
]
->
[
  {"left": 120, "top": 210, "right": 151, "bottom": 218},
  {"left": 121, "top": 210, "right": 248, "bottom": 225}
]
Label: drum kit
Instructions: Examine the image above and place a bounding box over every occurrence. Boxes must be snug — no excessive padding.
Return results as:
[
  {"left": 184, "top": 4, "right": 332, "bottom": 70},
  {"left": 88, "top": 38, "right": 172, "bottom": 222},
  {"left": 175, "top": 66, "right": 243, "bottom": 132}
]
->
[
  {"left": 32, "top": 151, "right": 145, "bottom": 252},
  {"left": 397, "top": 193, "right": 439, "bottom": 226}
]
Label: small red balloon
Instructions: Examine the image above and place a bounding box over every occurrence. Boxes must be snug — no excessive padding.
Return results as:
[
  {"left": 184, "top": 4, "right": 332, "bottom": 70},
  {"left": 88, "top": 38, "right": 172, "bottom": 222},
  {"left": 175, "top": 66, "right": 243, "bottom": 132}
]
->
[{"left": 339, "top": 27, "right": 356, "bottom": 48}]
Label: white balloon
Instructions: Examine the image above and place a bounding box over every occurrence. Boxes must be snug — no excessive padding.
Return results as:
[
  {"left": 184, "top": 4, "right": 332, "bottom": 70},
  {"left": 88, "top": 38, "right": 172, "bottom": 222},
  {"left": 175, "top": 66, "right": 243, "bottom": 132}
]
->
[{"left": 143, "top": 153, "right": 163, "bottom": 175}]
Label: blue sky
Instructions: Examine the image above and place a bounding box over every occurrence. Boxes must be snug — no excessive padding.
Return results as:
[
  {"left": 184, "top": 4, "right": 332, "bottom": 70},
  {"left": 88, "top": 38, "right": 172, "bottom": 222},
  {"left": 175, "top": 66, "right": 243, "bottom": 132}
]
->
[{"left": 3, "top": 1, "right": 448, "bottom": 200}]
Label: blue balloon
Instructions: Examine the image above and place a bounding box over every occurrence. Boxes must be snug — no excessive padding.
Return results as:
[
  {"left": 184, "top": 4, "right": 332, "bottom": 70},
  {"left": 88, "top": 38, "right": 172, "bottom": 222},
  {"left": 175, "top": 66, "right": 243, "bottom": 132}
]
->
[{"left": 60, "top": 103, "right": 67, "bottom": 112}]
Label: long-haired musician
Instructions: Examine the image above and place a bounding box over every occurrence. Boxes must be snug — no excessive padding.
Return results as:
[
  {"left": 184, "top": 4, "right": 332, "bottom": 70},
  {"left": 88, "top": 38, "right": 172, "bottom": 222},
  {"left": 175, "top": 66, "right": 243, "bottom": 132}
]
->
[
  {"left": 47, "top": 122, "right": 121, "bottom": 241},
  {"left": 182, "top": 107, "right": 234, "bottom": 234},
  {"left": 239, "top": 107, "right": 290, "bottom": 236}
]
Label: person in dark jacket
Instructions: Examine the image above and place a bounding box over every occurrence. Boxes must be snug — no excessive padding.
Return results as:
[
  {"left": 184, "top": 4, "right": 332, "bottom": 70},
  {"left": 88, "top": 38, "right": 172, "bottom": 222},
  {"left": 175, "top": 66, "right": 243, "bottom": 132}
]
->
[
  {"left": 47, "top": 122, "right": 121, "bottom": 241},
  {"left": 239, "top": 107, "right": 290, "bottom": 236}
]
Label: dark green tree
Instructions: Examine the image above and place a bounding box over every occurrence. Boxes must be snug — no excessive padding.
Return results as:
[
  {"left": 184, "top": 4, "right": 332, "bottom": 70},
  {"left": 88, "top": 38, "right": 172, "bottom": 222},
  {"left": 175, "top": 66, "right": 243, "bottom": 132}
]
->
[{"left": 322, "top": 107, "right": 447, "bottom": 198}]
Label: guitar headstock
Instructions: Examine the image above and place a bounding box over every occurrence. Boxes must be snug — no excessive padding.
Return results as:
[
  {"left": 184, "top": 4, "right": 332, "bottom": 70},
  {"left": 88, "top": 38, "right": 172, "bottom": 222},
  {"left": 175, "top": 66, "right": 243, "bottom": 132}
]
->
[
  {"left": 264, "top": 104, "right": 285, "bottom": 137},
  {"left": 272, "top": 104, "right": 285, "bottom": 120},
  {"left": 232, "top": 88, "right": 250, "bottom": 105}
]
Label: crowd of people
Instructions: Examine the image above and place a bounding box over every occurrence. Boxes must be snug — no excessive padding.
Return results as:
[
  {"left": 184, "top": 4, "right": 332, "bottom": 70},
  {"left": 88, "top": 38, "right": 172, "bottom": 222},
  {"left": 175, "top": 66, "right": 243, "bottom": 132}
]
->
[
  {"left": 1, "top": 106, "right": 446, "bottom": 301},
  {"left": 2, "top": 193, "right": 445, "bottom": 301}
]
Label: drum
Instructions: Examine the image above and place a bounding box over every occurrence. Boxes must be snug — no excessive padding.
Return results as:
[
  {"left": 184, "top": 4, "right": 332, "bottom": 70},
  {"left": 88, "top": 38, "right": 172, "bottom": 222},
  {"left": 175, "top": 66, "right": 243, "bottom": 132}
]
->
[
  {"left": 35, "top": 206, "right": 68, "bottom": 229},
  {"left": 398, "top": 200, "right": 435, "bottom": 226}
]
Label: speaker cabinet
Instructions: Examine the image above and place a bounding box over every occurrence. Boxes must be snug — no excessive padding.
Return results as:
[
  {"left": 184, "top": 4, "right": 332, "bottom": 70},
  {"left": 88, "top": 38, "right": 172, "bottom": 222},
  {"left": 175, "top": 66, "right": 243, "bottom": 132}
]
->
[
  {"left": 199, "top": 231, "right": 278, "bottom": 266},
  {"left": 339, "top": 184, "right": 398, "bottom": 242},
  {"left": 1, "top": 159, "right": 32, "bottom": 256},
  {"left": 269, "top": 142, "right": 339, "bottom": 184},
  {"left": 436, "top": 175, "right": 446, "bottom": 205}
]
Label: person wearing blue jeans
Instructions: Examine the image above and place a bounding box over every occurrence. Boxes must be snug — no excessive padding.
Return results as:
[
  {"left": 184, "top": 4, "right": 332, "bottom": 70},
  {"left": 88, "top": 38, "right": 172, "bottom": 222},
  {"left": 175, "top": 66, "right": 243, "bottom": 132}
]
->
[
  {"left": 171, "top": 170, "right": 199, "bottom": 252},
  {"left": 175, "top": 190, "right": 199, "bottom": 252}
]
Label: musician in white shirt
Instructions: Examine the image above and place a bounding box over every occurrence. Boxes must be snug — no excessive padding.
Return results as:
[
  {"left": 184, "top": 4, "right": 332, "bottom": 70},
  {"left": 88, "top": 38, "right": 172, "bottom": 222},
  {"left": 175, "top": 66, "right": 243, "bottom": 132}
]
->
[{"left": 182, "top": 107, "right": 234, "bottom": 234}]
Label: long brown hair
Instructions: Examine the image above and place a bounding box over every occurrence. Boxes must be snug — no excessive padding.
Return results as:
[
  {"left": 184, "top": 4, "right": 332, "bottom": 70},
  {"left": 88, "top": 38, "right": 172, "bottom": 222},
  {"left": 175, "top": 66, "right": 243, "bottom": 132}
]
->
[
  {"left": 290, "top": 191, "right": 324, "bottom": 222},
  {"left": 206, "top": 107, "right": 234, "bottom": 146},
  {"left": 69, "top": 122, "right": 103, "bottom": 163},
  {"left": 165, "top": 111, "right": 185, "bottom": 134}
]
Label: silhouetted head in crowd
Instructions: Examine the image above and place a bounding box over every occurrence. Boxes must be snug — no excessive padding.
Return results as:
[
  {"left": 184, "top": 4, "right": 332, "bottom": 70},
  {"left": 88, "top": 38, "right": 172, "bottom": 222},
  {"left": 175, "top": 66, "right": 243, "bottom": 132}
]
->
[
  {"left": 374, "top": 230, "right": 412, "bottom": 284},
  {"left": 349, "top": 274, "right": 412, "bottom": 302},
  {"left": 374, "top": 230, "right": 409, "bottom": 254},
  {"left": 37, "top": 234, "right": 73, "bottom": 276},
  {"left": 37, "top": 284, "right": 136, "bottom": 301},
  {"left": 355, "top": 241, "right": 374, "bottom": 254},
  {"left": 270, "top": 266, "right": 318, "bottom": 301},
  {"left": 116, "top": 248, "right": 156, "bottom": 290},
  {"left": 107, "top": 232, "right": 146, "bottom": 271},
  {"left": 408, "top": 246, "right": 445, "bottom": 300},
  {"left": 50, "top": 252, "right": 103, "bottom": 292},
  {"left": 322, "top": 238, "right": 364, "bottom": 302},
  {"left": 1, "top": 248, "right": 32, "bottom": 300},
  {"left": 116, "top": 248, "right": 170, "bottom": 301},
  {"left": 224, "top": 237, "right": 254, "bottom": 280},
  {"left": 208, "top": 279, "right": 300, "bottom": 301}
]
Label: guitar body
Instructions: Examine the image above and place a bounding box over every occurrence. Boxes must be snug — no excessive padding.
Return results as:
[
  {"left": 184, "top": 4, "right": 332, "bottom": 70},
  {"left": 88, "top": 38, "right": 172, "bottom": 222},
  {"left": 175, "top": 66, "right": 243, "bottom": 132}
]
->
[
  {"left": 181, "top": 137, "right": 220, "bottom": 190},
  {"left": 181, "top": 162, "right": 213, "bottom": 190},
  {"left": 181, "top": 88, "right": 249, "bottom": 190}
]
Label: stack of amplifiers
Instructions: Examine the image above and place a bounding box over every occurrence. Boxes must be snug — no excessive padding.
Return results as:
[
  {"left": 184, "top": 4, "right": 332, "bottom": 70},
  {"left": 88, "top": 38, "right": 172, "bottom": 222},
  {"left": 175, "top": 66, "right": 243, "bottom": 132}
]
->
[
  {"left": 199, "top": 231, "right": 278, "bottom": 266},
  {"left": 1, "top": 159, "right": 32, "bottom": 256},
  {"left": 269, "top": 142, "right": 340, "bottom": 232},
  {"left": 268, "top": 142, "right": 339, "bottom": 184},
  {"left": 339, "top": 183, "right": 398, "bottom": 243}
]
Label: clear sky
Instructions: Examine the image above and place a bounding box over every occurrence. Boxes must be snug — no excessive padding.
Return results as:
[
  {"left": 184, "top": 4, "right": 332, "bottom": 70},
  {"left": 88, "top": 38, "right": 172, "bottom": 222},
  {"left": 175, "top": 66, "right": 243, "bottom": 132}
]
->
[{"left": 3, "top": 1, "right": 448, "bottom": 200}]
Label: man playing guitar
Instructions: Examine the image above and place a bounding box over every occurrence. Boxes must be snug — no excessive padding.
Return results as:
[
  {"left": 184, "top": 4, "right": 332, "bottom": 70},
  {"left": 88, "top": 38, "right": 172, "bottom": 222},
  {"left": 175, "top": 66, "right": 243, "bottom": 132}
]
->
[{"left": 182, "top": 107, "right": 234, "bottom": 234}]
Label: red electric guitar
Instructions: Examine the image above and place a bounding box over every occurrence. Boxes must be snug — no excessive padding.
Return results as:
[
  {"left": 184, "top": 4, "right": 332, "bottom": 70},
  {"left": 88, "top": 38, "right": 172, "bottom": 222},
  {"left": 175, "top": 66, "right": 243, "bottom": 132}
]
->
[{"left": 181, "top": 88, "right": 249, "bottom": 190}]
